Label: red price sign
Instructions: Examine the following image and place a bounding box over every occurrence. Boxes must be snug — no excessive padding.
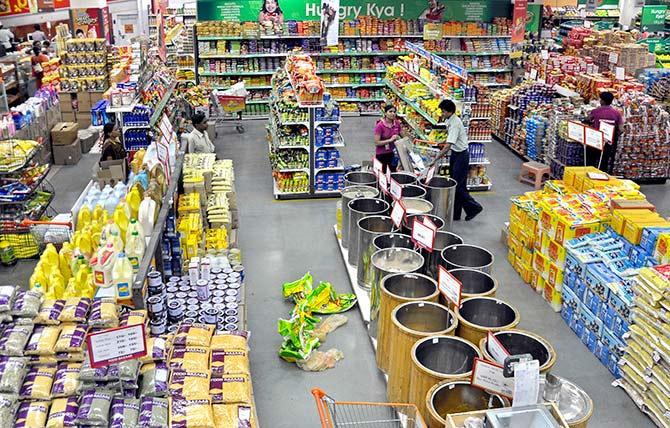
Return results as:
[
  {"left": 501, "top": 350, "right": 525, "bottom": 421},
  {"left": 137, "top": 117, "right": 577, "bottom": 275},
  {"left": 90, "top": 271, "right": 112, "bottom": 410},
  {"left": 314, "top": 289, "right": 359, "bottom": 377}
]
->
[
  {"left": 412, "top": 218, "right": 436, "bottom": 251},
  {"left": 85, "top": 324, "right": 147, "bottom": 368},
  {"left": 567, "top": 121, "right": 585, "bottom": 144},
  {"left": 426, "top": 165, "right": 436, "bottom": 184},
  {"left": 378, "top": 170, "right": 389, "bottom": 194},
  {"left": 438, "top": 265, "right": 462, "bottom": 307},
  {"left": 389, "top": 177, "right": 403, "bottom": 201},
  {"left": 390, "top": 200, "right": 406, "bottom": 228},
  {"left": 372, "top": 157, "right": 383, "bottom": 176},
  {"left": 584, "top": 127, "right": 604, "bottom": 151},
  {"left": 470, "top": 358, "right": 514, "bottom": 399},
  {"left": 487, "top": 331, "right": 510, "bottom": 364},
  {"left": 423, "top": 216, "right": 438, "bottom": 231}
]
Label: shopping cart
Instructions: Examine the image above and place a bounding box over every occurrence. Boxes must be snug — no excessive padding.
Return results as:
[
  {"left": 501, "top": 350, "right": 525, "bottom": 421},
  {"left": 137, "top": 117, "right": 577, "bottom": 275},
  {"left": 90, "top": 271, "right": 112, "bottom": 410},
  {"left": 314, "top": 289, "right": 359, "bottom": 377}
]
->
[
  {"left": 212, "top": 82, "right": 249, "bottom": 134},
  {"left": 21, "top": 219, "right": 72, "bottom": 252},
  {"left": 312, "top": 388, "right": 427, "bottom": 428}
]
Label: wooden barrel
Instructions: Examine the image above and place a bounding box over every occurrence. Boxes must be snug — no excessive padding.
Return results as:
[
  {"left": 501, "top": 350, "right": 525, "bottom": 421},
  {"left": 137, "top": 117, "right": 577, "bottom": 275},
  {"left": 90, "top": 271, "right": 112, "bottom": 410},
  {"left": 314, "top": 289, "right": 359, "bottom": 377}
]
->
[
  {"left": 479, "top": 329, "right": 557, "bottom": 374},
  {"left": 386, "top": 302, "right": 457, "bottom": 404},
  {"left": 376, "top": 273, "right": 439, "bottom": 373},
  {"left": 408, "top": 335, "right": 481, "bottom": 420},
  {"left": 456, "top": 297, "right": 520, "bottom": 345},
  {"left": 425, "top": 380, "right": 509, "bottom": 428}
]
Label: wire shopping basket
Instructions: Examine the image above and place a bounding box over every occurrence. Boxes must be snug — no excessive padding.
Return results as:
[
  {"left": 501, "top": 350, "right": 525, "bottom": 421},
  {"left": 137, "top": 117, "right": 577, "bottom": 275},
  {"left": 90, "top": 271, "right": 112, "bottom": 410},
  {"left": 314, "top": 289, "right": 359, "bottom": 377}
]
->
[{"left": 312, "top": 388, "right": 427, "bottom": 428}]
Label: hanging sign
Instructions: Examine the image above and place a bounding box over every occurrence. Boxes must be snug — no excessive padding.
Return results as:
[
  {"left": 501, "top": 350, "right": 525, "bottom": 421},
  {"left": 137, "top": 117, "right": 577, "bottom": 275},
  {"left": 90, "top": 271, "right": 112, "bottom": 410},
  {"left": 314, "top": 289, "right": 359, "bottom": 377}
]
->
[
  {"left": 470, "top": 358, "right": 514, "bottom": 398},
  {"left": 511, "top": 0, "right": 528, "bottom": 43},
  {"left": 412, "top": 218, "right": 436, "bottom": 251},
  {"left": 320, "top": 0, "right": 340, "bottom": 47},
  {"left": 423, "top": 23, "right": 443, "bottom": 40},
  {"left": 86, "top": 324, "right": 147, "bottom": 368},
  {"left": 641, "top": 5, "right": 668, "bottom": 31},
  {"left": 567, "top": 121, "right": 585, "bottom": 143},
  {"left": 584, "top": 127, "right": 604, "bottom": 150},
  {"left": 599, "top": 121, "right": 615, "bottom": 143},
  {"left": 372, "top": 157, "right": 383, "bottom": 176},
  {"left": 389, "top": 177, "right": 403, "bottom": 201},
  {"left": 390, "top": 200, "right": 406, "bottom": 228},
  {"left": 487, "top": 331, "right": 511, "bottom": 364},
  {"left": 438, "top": 265, "right": 462, "bottom": 307}
]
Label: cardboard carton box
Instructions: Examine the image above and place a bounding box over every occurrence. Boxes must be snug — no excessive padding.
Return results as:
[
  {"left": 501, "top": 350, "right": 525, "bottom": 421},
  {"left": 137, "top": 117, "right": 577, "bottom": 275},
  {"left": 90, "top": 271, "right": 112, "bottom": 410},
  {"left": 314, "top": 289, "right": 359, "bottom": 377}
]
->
[
  {"left": 61, "top": 111, "right": 77, "bottom": 123},
  {"left": 58, "top": 93, "right": 74, "bottom": 113},
  {"left": 94, "top": 157, "right": 127, "bottom": 187},
  {"left": 53, "top": 138, "right": 82, "bottom": 165},
  {"left": 51, "top": 122, "right": 79, "bottom": 146},
  {"left": 90, "top": 92, "right": 104, "bottom": 104},
  {"left": 77, "top": 115, "right": 92, "bottom": 129},
  {"left": 78, "top": 129, "right": 99, "bottom": 154}
]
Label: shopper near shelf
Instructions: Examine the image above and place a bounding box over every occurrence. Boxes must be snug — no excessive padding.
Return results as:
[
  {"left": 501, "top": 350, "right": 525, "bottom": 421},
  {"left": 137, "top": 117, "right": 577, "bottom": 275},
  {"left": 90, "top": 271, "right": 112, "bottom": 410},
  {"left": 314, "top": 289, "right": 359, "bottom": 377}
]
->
[
  {"left": 101, "top": 123, "right": 126, "bottom": 162},
  {"left": 42, "top": 41, "right": 54, "bottom": 57},
  {"left": 427, "top": 100, "right": 483, "bottom": 221},
  {"left": 31, "top": 46, "right": 49, "bottom": 90},
  {"left": 374, "top": 104, "right": 403, "bottom": 172},
  {"left": 583, "top": 91, "right": 623, "bottom": 174},
  {"left": 0, "top": 23, "right": 14, "bottom": 54},
  {"left": 29, "top": 24, "right": 47, "bottom": 42},
  {"left": 187, "top": 113, "right": 215, "bottom": 154}
]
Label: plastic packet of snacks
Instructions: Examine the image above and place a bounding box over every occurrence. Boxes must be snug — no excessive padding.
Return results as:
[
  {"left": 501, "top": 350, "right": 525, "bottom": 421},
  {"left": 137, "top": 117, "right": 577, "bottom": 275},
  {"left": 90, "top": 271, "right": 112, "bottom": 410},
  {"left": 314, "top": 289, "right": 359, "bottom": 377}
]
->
[
  {"left": 120, "top": 310, "right": 147, "bottom": 327},
  {"left": 209, "top": 374, "right": 251, "bottom": 404},
  {"left": 20, "top": 365, "right": 57, "bottom": 400},
  {"left": 212, "top": 404, "right": 254, "bottom": 428},
  {"left": 210, "top": 349, "right": 250, "bottom": 376},
  {"left": 46, "top": 396, "right": 78, "bottom": 428},
  {"left": 58, "top": 298, "right": 91, "bottom": 323},
  {"left": 140, "top": 337, "right": 167, "bottom": 363},
  {"left": 27, "top": 355, "right": 58, "bottom": 366},
  {"left": 36, "top": 300, "right": 65, "bottom": 325},
  {"left": 0, "top": 286, "right": 17, "bottom": 313},
  {"left": 138, "top": 397, "right": 169, "bottom": 428},
  {"left": 89, "top": 299, "right": 119, "bottom": 328},
  {"left": 11, "top": 290, "right": 43, "bottom": 319},
  {"left": 109, "top": 397, "right": 140, "bottom": 428},
  {"left": 14, "top": 400, "right": 50, "bottom": 428},
  {"left": 0, "top": 394, "right": 19, "bottom": 428},
  {"left": 0, "top": 357, "right": 29, "bottom": 394},
  {"left": 168, "top": 369, "right": 211, "bottom": 400},
  {"left": 169, "top": 346, "right": 210, "bottom": 371},
  {"left": 51, "top": 363, "right": 82, "bottom": 398},
  {"left": 210, "top": 331, "right": 249, "bottom": 351},
  {"left": 139, "top": 362, "right": 169, "bottom": 397},
  {"left": 25, "top": 325, "right": 61, "bottom": 356},
  {"left": 54, "top": 324, "right": 88, "bottom": 353},
  {"left": 169, "top": 398, "right": 215, "bottom": 428},
  {"left": 76, "top": 389, "right": 114, "bottom": 426},
  {"left": 0, "top": 323, "right": 34, "bottom": 356},
  {"left": 173, "top": 323, "right": 214, "bottom": 347}
]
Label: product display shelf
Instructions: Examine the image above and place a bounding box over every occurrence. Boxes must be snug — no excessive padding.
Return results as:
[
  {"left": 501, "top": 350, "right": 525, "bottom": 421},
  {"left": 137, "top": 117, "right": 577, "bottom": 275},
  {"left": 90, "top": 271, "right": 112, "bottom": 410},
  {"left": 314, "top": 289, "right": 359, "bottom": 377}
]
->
[
  {"left": 149, "top": 80, "right": 178, "bottom": 126},
  {"left": 384, "top": 79, "right": 444, "bottom": 127},
  {"left": 0, "top": 165, "right": 51, "bottom": 206}
]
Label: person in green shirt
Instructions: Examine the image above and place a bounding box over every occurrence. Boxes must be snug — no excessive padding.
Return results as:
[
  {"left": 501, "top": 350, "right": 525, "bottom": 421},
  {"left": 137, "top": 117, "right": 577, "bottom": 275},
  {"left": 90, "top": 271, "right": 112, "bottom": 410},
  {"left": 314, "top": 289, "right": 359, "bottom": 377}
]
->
[{"left": 426, "top": 100, "right": 483, "bottom": 221}]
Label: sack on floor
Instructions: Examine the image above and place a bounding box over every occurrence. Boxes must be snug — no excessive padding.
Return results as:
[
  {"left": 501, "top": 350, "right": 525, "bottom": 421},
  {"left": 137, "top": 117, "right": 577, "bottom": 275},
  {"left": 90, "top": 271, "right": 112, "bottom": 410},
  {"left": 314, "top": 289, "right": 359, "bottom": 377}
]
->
[
  {"left": 296, "top": 349, "right": 344, "bottom": 372},
  {"left": 313, "top": 315, "right": 348, "bottom": 342}
]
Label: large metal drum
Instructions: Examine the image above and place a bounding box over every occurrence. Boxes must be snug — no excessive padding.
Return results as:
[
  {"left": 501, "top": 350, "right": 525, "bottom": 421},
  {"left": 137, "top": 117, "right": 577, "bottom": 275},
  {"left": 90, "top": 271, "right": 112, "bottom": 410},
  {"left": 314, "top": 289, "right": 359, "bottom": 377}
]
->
[
  {"left": 422, "top": 231, "right": 463, "bottom": 280},
  {"left": 344, "top": 171, "right": 377, "bottom": 188},
  {"left": 340, "top": 185, "right": 378, "bottom": 248},
  {"left": 347, "top": 198, "right": 389, "bottom": 266},
  {"left": 356, "top": 216, "right": 396, "bottom": 290},
  {"left": 480, "top": 329, "right": 556, "bottom": 374},
  {"left": 421, "top": 176, "right": 457, "bottom": 231},
  {"left": 399, "top": 198, "right": 433, "bottom": 216},
  {"left": 391, "top": 172, "right": 417, "bottom": 186},
  {"left": 401, "top": 184, "right": 427, "bottom": 199},
  {"left": 441, "top": 244, "right": 494, "bottom": 273},
  {"left": 401, "top": 214, "right": 445, "bottom": 236},
  {"left": 440, "top": 269, "right": 497, "bottom": 307},
  {"left": 425, "top": 380, "right": 508, "bottom": 428},
  {"left": 368, "top": 248, "right": 424, "bottom": 339},
  {"left": 373, "top": 233, "right": 414, "bottom": 252},
  {"left": 456, "top": 297, "right": 520, "bottom": 345}
]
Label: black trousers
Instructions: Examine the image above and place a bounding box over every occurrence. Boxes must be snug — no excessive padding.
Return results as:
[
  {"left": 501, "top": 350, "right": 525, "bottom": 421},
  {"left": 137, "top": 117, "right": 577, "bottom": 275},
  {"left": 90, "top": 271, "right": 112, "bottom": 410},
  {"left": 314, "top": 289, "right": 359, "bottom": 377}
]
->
[
  {"left": 585, "top": 141, "right": 617, "bottom": 174},
  {"left": 376, "top": 152, "right": 396, "bottom": 172},
  {"left": 449, "top": 149, "right": 482, "bottom": 220}
]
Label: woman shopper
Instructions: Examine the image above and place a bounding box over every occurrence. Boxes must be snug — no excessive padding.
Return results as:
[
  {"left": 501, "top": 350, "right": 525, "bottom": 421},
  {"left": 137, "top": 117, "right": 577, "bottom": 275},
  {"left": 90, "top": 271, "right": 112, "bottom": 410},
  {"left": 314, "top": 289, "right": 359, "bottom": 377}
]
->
[
  {"left": 31, "top": 46, "right": 49, "bottom": 90},
  {"left": 373, "top": 104, "right": 403, "bottom": 172},
  {"left": 100, "top": 123, "right": 126, "bottom": 162},
  {"left": 426, "top": 99, "right": 483, "bottom": 221}
]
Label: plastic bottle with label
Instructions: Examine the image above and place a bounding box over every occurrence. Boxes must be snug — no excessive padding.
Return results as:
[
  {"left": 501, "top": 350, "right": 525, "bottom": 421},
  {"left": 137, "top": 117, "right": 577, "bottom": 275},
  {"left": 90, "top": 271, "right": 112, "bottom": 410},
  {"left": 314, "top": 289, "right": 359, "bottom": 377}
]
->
[
  {"left": 138, "top": 196, "right": 157, "bottom": 238},
  {"left": 125, "top": 230, "right": 145, "bottom": 275},
  {"left": 112, "top": 204, "right": 129, "bottom": 244},
  {"left": 126, "top": 219, "right": 145, "bottom": 244},
  {"left": 126, "top": 185, "right": 142, "bottom": 220},
  {"left": 93, "top": 243, "right": 116, "bottom": 289},
  {"left": 112, "top": 252, "right": 133, "bottom": 300}
]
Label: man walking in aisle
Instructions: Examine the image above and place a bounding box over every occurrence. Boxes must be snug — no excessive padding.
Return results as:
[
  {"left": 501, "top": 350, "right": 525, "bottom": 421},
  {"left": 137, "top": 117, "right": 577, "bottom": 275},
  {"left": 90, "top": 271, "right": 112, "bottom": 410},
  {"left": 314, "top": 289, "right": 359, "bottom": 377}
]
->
[
  {"left": 426, "top": 100, "right": 483, "bottom": 221},
  {"left": 584, "top": 91, "right": 623, "bottom": 174},
  {"left": 187, "top": 113, "right": 215, "bottom": 154}
]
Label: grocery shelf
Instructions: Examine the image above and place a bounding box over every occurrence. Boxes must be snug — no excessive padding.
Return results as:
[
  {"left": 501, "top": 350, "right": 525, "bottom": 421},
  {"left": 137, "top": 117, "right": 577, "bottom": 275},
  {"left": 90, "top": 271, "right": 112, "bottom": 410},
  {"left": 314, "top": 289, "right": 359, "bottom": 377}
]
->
[
  {"left": 122, "top": 124, "right": 151, "bottom": 131},
  {"left": 314, "top": 190, "right": 342, "bottom": 196},
  {"left": 333, "top": 97, "right": 384, "bottom": 102},
  {"left": 315, "top": 164, "right": 345, "bottom": 172},
  {"left": 436, "top": 51, "right": 511, "bottom": 56},
  {"left": 201, "top": 53, "right": 289, "bottom": 59},
  {"left": 214, "top": 85, "right": 272, "bottom": 90},
  {"left": 0, "top": 144, "right": 41, "bottom": 175},
  {"left": 397, "top": 63, "right": 447, "bottom": 99},
  {"left": 318, "top": 69, "right": 385, "bottom": 74},
  {"left": 199, "top": 70, "right": 276, "bottom": 76},
  {"left": 106, "top": 101, "right": 138, "bottom": 113},
  {"left": 275, "top": 144, "right": 309, "bottom": 150},
  {"left": 318, "top": 51, "right": 407, "bottom": 57},
  {"left": 149, "top": 81, "right": 178, "bottom": 126},
  {"left": 247, "top": 100, "right": 269, "bottom": 104},
  {"left": 314, "top": 119, "right": 341, "bottom": 126},
  {"left": 467, "top": 68, "right": 512, "bottom": 73},
  {"left": 384, "top": 79, "right": 445, "bottom": 127},
  {"left": 0, "top": 165, "right": 51, "bottom": 205},
  {"left": 469, "top": 117, "right": 491, "bottom": 120},
  {"left": 480, "top": 82, "right": 511, "bottom": 87},
  {"left": 272, "top": 179, "right": 310, "bottom": 199},
  {"left": 398, "top": 115, "right": 428, "bottom": 140},
  {"left": 469, "top": 139, "right": 492, "bottom": 143},
  {"left": 275, "top": 167, "right": 309, "bottom": 173},
  {"left": 325, "top": 82, "right": 384, "bottom": 88}
]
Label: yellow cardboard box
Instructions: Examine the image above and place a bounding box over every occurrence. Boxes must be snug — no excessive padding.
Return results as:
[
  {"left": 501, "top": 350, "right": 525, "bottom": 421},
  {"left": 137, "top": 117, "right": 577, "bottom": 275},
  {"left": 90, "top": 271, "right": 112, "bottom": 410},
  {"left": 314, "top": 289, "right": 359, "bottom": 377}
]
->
[
  {"left": 623, "top": 219, "right": 669, "bottom": 245},
  {"left": 547, "top": 261, "right": 564, "bottom": 290}
]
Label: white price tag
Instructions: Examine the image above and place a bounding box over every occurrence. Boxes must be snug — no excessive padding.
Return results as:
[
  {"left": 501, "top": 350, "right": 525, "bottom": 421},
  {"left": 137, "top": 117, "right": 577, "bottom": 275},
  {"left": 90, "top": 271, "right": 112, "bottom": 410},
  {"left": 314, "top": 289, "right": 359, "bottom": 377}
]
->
[
  {"left": 86, "top": 324, "right": 147, "bottom": 368},
  {"left": 567, "top": 121, "right": 585, "bottom": 143},
  {"left": 615, "top": 67, "right": 625, "bottom": 80},
  {"left": 390, "top": 200, "right": 406, "bottom": 228},
  {"left": 412, "top": 218, "right": 436, "bottom": 251},
  {"left": 524, "top": 72, "right": 530, "bottom": 80},
  {"left": 529, "top": 68, "right": 538, "bottom": 80},
  {"left": 609, "top": 52, "right": 618, "bottom": 64},
  {"left": 487, "top": 331, "right": 510, "bottom": 364},
  {"left": 584, "top": 20, "right": 592, "bottom": 28},
  {"left": 599, "top": 121, "right": 615, "bottom": 143},
  {"left": 378, "top": 171, "right": 389, "bottom": 194},
  {"left": 389, "top": 178, "right": 403, "bottom": 201},
  {"left": 538, "top": 78, "right": 546, "bottom": 85},
  {"left": 587, "top": 172, "right": 609, "bottom": 181},
  {"left": 470, "top": 358, "right": 514, "bottom": 398},
  {"left": 372, "top": 157, "right": 383, "bottom": 176},
  {"left": 540, "top": 50, "right": 549, "bottom": 60},
  {"left": 584, "top": 127, "right": 604, "bottom": 151},
  {"left": 438, "top": 265, "right": 462, "bottom": 307},
  {"left": 513, "top": 360, "right": 540, "bottom": 407},
  {"left": 425, "top": 165, "right": 436, "bottom": 184}
]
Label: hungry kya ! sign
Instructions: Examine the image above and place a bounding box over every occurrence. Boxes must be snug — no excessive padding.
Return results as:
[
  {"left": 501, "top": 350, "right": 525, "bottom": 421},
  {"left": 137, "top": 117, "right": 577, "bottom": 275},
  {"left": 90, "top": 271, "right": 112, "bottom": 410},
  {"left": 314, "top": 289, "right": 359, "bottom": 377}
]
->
[{"left": 197, "top": 0, "right": 511, "bottom": 22}]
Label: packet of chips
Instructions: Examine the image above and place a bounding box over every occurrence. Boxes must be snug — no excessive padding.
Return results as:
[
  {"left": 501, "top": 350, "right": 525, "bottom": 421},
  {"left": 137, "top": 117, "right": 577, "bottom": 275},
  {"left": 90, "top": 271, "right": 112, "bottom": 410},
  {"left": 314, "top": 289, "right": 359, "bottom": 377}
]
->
[
  {"left": 89, "top": 299, "right": 119, "bottom": 328},
  {"left": 139, "top": 397, "right": 168, "bottom": 428},
  {"left": 25, "top": 325, "right": 61, "bottom": 356},
  {"left": 0, "top": 323, "right": 33, "bottom": 356},
  {"left": 139, "top": 362, "right": 169, "bottom": 397},
  {"left": 58, "top": 298, "right": 90, "bottom": 323},
  {"left": 46, "top": 396, "right": 78, "bottom": 428},
  {"left": 0, "top": 394, "right": 19, "bottom": 428},
  {"left": 0, "top": 286, "right": 17, "bottom": 313},
  {"left": 140, "top": 337, "right": 167, "bottom": 363},
  {"left": 54, "top": 324, "right": 88, "bottom": 354},
  {"left": 169, "top": 369, "right": 210, "bottom": 400},
  {"left": 120, "top": 310, "right": 147, "bottom": 327},
  {"left": 11, "top": 290, "right": 42, "bottom": 319},
  {"left": 76, "top": 389, "right": 113, "bottom": 426},
  {"left": 170, "top": 346, "right": 210, "bottom": 371},
  {"left": 110, "top": 397, "right": 139, "bottom": 428},
  {"left": 174, "top": 323, "right": 214, "bottom": 348},
  {"left": 51, "top": 363, "right": 81, "bottom": 398},
  {"left": 20, "top": 365, "right": 56, "bottom": 400},
  {"left": 212, "top": 404, "right": 255, "bottom": 428},
  {"left": 170, "top": 398, "right": 215, "bottom": 428},
  {"left": 210, "top": 350, "right": 250, "bottom": 376},
  {"left": 15, "top": 400, "right": 50, "bottom": 428},
  {"left": 36, "top": 300, "right": 65, "bottom": 325},
  {"left": 0, "top": 357, "right": 28, "bottom": 394},
  {"left": 210, "top": 375, "right": 251, "bottom": 404},
  {"left": 210, "top": 331, "right": 249, "bottom": 351}
]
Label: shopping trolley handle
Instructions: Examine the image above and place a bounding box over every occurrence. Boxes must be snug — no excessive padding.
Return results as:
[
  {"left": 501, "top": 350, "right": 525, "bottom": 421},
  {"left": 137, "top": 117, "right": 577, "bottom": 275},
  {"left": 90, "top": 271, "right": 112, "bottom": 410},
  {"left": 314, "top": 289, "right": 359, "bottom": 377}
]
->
[
  {"left": 19, "top": 219, "right": 72, "bottom": 228},
  {"left": 311, "top": 388, "right": 327, "bottom": 400}
]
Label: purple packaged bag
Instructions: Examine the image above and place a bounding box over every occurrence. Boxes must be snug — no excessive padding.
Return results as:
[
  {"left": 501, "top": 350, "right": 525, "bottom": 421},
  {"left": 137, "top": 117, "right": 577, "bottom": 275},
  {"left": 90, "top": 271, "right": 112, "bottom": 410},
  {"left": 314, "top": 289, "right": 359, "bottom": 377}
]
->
[
  {"left": 0, "top": 323, "right": 33, "bottom": 356},
  {"left": 46, "top": 396, "right": 78, "bottom": 427},
  {"left": 76, "top": 389, "right": 113, "bottom": 426},
  {"left": 14, "top": 400, "right": 49, "bottom": 428},
  {"left": 58, "top": 298, "right": 91, "bottom": 323},
  {"left": 110, "top": 397, "right": 139, "bottom": 428},
  {"left": 139, "top": 362, "right": 168, "bottom": 397},
  {"left": 51, "top": 363, "right": 82, "bottom": 398},
  {"left": 79, "top": 355, "right": 108, "bottom": 382},
  {"left": 0, "top": 356, "right": 28, "bottom": 394},
  {"left": 138, "top": 397, "right": 168, "bottom": 428},
  {"left": 19, "top": 365, "right": 56, "bottom": 400},
  {"left": 0, "top": 286, "right": 17, "bottom": 313},
  {"left": 11, "top": 290, "right": 42, "bottom": 319},
  {"left": 54, "top": 324, "right": 88, "bottom": 353},
  {"left": 36, "top": 300, "right": 65, "bottom": 325}
]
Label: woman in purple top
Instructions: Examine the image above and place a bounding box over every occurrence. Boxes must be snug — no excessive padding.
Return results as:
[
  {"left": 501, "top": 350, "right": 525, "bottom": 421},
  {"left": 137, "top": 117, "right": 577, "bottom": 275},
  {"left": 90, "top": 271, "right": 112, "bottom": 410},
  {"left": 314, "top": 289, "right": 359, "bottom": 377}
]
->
[
  {"left": 584, "top": 91, "right": 624, "bottom": 174},
  {"left": 374, "top": 105, "right": 404, "bottom": 172}
]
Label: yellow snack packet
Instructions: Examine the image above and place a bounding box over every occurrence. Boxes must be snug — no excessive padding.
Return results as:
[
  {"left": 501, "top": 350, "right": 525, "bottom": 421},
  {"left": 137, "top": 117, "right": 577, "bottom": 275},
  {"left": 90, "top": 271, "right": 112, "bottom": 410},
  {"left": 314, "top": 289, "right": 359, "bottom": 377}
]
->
[
  {"left": 170, "top": 398, "right": 215, "bottom": 428},
  {"left": 20, "top": 366, "right": 57, "bottom": 400},
  {"left": 210, "top": 331, "right": 248, "bottom": 351},
  {"left": 174, "top": 323, "right": 214, "bottom": 348},
  {"left": 169, "top": 369, "right": 210, "bottom": 400},
  {"left": 170, "top": 346, "right": 210, "bottom": 371},
  {"left": 15, "top": 400, "right": 50, "bottom": 428},
  {"left": 210, "top": 350, "right": 249, "bottom": 376},
  {"left": 25, "top": 325, "right": 61, "bottom": 356},
  {"left": 46, "top": 396, "right": 78, "bottom": 428},
  {"left": 209, "top": 374, "right": 251, "bottom": 404},
  {"left": 212, "top": 404, "right": 255, "bottom": 428}
]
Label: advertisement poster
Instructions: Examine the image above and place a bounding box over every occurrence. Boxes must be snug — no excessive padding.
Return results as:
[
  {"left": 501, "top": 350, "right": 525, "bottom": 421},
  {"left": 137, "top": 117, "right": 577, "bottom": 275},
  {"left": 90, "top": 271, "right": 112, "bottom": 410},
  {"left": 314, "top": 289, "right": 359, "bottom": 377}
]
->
[
  {"left": 71, "top": 8, "right": 102, "bottom": 38},
  {"left": 0, "top": 0, "right": 30, "bottom": 16},
  {"left": 525, "top": 4, "right": 542, "bottom": 36},
  {"left": 511, "top": 0, "right": 527, "bottom": 43},
  {"left": 197, "top": 0, "right": 512, "bottom": 23},
  {"left": 320, "top": 0, "right": 340, "bottom": 46}
]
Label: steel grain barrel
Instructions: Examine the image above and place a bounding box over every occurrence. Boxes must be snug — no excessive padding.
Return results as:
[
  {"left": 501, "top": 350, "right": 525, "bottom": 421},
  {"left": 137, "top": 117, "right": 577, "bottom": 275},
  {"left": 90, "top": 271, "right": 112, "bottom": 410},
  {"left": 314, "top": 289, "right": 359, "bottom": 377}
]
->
[
  {"left": 357, "top": 215, "right": 396, "bottom": 290},
  {"left": 340, "top": 185, "right": 378, "bottom": 248},
  {"left": 347, "top": 198, "right": 389, "bottom": 266},
  {"left": 421, "top": 176, "right": 457, "bottom": 231},
  {"left": 456, "top": 297, "right": 520, "bottom": 344}
]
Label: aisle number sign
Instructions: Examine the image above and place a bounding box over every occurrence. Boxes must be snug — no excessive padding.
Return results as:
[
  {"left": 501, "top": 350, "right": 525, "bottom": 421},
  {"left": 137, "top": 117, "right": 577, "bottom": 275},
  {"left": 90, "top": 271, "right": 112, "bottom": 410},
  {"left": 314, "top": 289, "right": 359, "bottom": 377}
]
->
[
  {"left": 86, "top": 324, "right": 147, "bottom": 368},
  {"left": 470, "top": 358, "right": 514, "bottom": 399},
  {"left": 641, "top": 5, "right": 668, "bottom": 31},
  {"left": 412, "top": 218, "right": 436, "bottom": 251},
  {"left": 390, "top": 200, "right": 406, "bottom": 228},
  {"left": 389, "top": 177, "right": 403, "bottom": 201},
  {"left": 487, "top": 331, "right": 511, "bottom": 364},
  {"left": 438, "top": 265, "right": 462, "bottom": 307}
]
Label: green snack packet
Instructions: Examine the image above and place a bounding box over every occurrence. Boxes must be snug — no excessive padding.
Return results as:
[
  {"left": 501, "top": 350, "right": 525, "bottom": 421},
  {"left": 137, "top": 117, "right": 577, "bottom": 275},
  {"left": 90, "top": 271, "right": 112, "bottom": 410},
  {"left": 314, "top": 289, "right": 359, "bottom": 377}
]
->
[{"left": 281, "top": 272, "right": 313, "bottom": 301}]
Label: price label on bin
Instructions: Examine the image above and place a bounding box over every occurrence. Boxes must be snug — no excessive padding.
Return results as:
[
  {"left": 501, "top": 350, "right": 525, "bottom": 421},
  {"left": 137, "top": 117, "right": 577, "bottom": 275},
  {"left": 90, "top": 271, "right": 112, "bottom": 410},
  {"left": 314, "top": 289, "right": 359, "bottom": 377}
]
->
[
  {"left": 378, "top": 171, "right": 389, "bottom": 194},
  {"left": 412, "top": 218, "right": 436, "bottom": 251},
  {"left": 372, "top": 157, "right": 383, "bottom": 176},
  {"left": 389, "top": 177, "right": 403, "bottom": 201},
  {"left": 438, "top": 265, "right": 462, "bottom": 307},
  {"left": 86, "top": 324, "right": 147, "bottom": 368},
  {"left": 470, "top": 358, "right": 514, "bottom": 399},
  {"left": 390, "top": 200, "right": 406, "bottom": 228},
  {"left": 425, "top": 165, "right": 436, "bottom": 184},
  {"left": 487, "top": 331, "right": 511, "bottom": 364}
]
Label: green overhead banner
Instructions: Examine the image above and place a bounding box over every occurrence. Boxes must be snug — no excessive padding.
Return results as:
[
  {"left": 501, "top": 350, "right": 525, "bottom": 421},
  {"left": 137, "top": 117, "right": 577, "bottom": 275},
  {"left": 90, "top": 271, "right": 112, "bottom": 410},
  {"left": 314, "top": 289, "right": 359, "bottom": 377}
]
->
[
  {"left": 525, "top": 4, "right": 542, "bottom": 36},
  {"left": 641, "top": 4, "right": 668, "bottom": 31},
  {"left": 197, "top": 0, "right": 512, "bottom": 22}
]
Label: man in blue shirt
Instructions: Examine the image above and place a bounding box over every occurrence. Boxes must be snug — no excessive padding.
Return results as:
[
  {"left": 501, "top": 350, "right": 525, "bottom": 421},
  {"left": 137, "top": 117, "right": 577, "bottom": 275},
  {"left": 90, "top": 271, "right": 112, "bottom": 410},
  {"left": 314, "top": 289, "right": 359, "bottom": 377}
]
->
[{"left": 427, "top": 99, "right": 483, "bottom": 221}]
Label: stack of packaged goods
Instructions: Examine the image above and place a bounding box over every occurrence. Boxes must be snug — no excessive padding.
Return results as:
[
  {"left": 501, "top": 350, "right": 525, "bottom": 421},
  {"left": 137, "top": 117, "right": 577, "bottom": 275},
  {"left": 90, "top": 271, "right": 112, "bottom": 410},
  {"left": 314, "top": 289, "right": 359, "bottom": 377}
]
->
[
  {"left": 525, "top": 114, "right": 549, "bottom": 161},
  {"left": 507, "top": 166, "right": 646, "bottom": 313},
  {"left": 58, "top": 39, "right": 109, "bottom": 92},
  {"left": 644, "top": 69, "right": 670, "bottom": 102},
  {"left": 615, "top": 265, "right": 670, "bottom": 426}
]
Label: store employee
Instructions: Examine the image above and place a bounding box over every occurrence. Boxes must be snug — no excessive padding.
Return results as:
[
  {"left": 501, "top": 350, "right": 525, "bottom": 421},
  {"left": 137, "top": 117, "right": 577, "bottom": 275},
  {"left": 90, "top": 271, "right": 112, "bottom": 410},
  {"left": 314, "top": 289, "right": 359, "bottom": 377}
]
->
[
  {"left": 426, "top": 100, "right": 483, "bottom": 221},
  {"left": 187, "top": 113, "right": 215, "bottom": 154}
]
